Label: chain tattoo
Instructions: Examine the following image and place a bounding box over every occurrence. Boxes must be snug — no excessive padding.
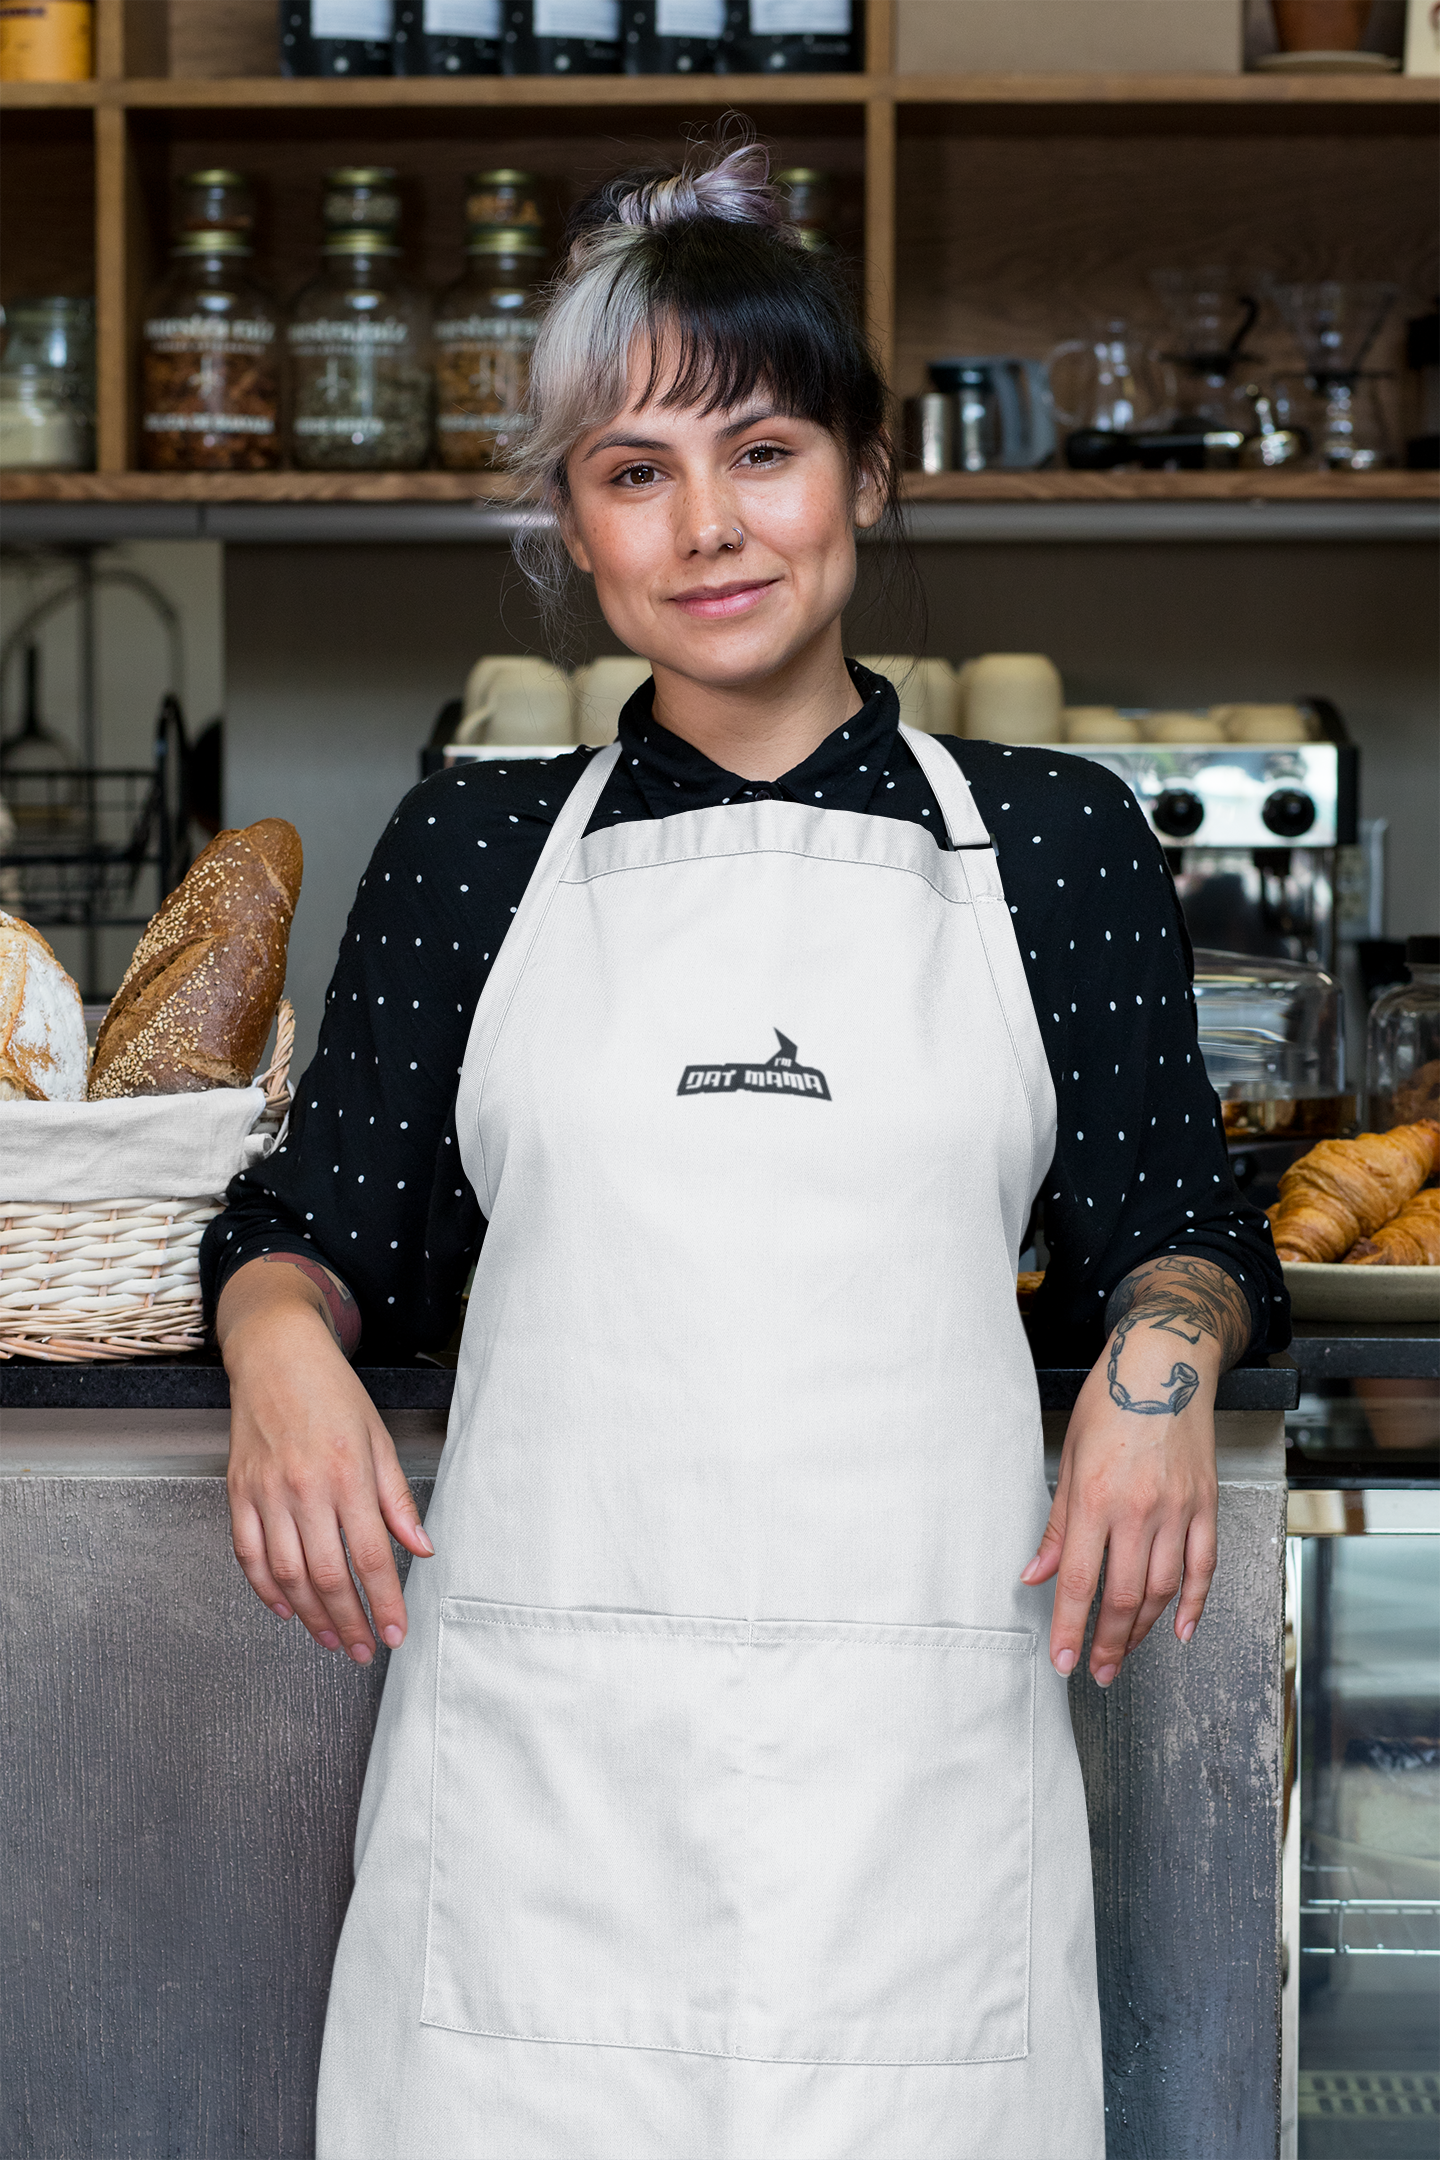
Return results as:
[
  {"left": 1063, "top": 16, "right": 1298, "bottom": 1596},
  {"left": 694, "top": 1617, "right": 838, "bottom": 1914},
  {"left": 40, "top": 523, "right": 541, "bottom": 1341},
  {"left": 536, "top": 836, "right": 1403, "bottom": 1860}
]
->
[{"left": 1102, "top": 1256, "right": 1251, "bottom": 1418}]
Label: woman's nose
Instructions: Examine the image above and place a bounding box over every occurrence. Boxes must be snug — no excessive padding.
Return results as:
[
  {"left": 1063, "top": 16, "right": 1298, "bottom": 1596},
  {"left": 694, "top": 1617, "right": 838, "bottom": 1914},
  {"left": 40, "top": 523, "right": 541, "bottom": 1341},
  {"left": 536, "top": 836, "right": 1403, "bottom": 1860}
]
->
[{"left": 674, "top": 479, "right": 739, "bottom": 558}]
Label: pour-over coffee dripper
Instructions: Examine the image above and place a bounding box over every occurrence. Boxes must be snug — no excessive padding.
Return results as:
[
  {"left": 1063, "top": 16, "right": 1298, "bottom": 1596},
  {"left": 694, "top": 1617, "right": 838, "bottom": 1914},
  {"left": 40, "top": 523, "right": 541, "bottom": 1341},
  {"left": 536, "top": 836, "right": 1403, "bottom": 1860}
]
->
[
  {"left": 1267, "top": 280, "right": 1398, "bottom": 468},
  {"left": 1150, "top": 268, "right": 1263, "bottom": 431}
]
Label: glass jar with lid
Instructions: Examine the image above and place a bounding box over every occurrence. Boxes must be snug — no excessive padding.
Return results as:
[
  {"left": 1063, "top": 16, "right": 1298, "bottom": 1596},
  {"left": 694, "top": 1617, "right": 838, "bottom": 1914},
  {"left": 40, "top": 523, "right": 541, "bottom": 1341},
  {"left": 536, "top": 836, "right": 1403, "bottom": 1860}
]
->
[
  {"left": 141, "top": 236, "right": 281, "bottom": 470},
  {"left": 1366, "top": 936, "right": 1440, "bottom": 1131},
  {"left": 1191, "top": 948, "right": 1354, "bottom": 1140},
  {"left": 176, "top": 168, "right": 255, "bottom": 239},
  {"left": 0, "top": 295, "right": 94, "bottom": 469},
  {"left": 774, "top": 166, "right": 832, "bottom": 254},
  {"left": 464, "top": 168, "right": 543, "bottom": 235},
  {"left": 287, "top": 229, "right": 433, "bottom": 470},
  {"left": 435, "top": 228, "right": 544, "bottom": 471},
  {"left": 322, "top": 165, "right": 403, "bottom": 236}
]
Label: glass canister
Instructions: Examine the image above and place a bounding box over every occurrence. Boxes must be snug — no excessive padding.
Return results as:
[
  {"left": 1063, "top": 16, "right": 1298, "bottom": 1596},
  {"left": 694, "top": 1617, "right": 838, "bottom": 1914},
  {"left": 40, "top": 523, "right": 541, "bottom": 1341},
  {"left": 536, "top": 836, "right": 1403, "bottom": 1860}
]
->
[
  {"left": 175, "top": 168, "right": 255, "bottom": 238},
  {"left": 1366, "top": 936, "right": 1440, "bottom": 1131},
  {"left": 322, "top": 165, "right": 403, "bottom": 236},
  {"left": 0, "top": 295, "right": 94, "bottom": 469},
  {"left": 774, "top": 166, "right": 832, "bottom": 254},
  {"left": 141, "top": 234, "right": 281, "bottom": 470},
  {"left": 464, "top": 168, "right": 543, "bottom": 235},
  {"left": 434, "top": 227, "right": 544, "bottom": 470},
  {"left": 287, "top": 229, "right": 433, "bottom": 470}
]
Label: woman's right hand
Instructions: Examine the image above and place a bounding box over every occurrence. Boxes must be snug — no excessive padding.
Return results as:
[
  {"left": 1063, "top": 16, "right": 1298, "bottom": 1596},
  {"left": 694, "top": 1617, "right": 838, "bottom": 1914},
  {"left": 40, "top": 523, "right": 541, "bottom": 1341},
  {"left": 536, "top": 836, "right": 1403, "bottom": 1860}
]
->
[{"left": 218, "top": 1255, "right": 434, "bottom": 1665}]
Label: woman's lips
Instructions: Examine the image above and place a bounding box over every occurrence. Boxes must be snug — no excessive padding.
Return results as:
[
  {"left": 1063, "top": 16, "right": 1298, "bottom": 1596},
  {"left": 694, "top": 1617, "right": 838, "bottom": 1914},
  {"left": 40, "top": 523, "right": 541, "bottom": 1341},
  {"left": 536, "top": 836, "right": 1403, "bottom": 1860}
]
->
[{"left": 668, "top": 579, "right": 778, "bottom": 620}]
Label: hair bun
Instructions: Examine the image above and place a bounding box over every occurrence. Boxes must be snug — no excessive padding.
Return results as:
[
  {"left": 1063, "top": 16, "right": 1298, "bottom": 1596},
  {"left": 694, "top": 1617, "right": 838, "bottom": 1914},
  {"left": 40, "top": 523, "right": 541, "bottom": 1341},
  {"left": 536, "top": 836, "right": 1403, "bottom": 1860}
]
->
[{"left": 565, "top": 138, "right": 789, "bottom": 258}]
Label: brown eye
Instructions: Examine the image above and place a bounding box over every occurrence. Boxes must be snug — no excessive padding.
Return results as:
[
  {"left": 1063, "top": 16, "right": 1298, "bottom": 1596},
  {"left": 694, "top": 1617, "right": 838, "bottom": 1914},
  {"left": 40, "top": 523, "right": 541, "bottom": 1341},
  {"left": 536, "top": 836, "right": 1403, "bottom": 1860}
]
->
[{"left": 622, "top": 464, "right": 657, "bottom": 487}]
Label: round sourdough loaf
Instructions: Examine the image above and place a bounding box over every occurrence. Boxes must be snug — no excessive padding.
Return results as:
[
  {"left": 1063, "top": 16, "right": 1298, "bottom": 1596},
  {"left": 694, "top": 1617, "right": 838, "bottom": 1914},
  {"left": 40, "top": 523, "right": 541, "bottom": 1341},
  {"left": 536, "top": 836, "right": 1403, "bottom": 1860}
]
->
[
  {"left": 88, "top": 818, "right": 302, "bottom": 1099},
  {"left": 0, "top": 911, "right": 88, "bottom": 1101}
]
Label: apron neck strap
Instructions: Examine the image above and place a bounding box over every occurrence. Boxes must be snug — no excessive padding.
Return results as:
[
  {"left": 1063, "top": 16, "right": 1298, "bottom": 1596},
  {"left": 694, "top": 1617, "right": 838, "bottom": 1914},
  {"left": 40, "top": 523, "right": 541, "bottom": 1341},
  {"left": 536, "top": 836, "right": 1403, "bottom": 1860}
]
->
[{"left": 898, "top": 725, "right": 992, "bottom": 850}]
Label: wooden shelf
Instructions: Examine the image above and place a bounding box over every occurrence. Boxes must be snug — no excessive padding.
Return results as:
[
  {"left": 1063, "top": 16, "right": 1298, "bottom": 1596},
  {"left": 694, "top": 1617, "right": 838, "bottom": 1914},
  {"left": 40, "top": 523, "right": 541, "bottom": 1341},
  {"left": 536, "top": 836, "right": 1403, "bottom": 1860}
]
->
[
  {"left": 3, "top": 470, "right": 1435, "bottom": 507},
  {"left": 3, "top": 71, "right": 1435, "bottom": 113},
  {"left": 2, "top": 0, "right": 1435, "bottom": 508}
]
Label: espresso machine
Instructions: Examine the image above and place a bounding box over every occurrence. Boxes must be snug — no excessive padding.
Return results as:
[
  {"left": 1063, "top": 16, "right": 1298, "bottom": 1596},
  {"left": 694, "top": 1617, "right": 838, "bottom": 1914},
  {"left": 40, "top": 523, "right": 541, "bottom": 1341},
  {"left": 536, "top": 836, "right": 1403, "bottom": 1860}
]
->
[
  {"left": 1070, "top": 698, "right": 1356, "bottom": 972},
  {"left": 1063, "top": 700, "right": 1360, "bottom": 1205}
]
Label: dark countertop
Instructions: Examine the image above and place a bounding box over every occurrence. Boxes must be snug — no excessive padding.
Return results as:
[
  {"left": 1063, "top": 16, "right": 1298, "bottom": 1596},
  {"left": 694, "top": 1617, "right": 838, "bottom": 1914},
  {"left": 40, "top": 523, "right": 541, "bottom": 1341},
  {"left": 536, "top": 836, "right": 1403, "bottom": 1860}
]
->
[{"left": 1, "top": 1351, "right": 1307, "bottom": 1412}]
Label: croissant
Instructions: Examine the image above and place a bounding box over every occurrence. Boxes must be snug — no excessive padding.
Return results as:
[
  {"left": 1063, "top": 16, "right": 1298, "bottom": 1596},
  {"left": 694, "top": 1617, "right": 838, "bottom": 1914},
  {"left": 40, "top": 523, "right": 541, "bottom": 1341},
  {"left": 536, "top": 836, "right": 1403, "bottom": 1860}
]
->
[
  {"left": 1267, "top": 1119, "right": 1440, "bottom": 1264},
  {"left": 1344, "top": 1187, "right": 1440, "bottom": 1267}
]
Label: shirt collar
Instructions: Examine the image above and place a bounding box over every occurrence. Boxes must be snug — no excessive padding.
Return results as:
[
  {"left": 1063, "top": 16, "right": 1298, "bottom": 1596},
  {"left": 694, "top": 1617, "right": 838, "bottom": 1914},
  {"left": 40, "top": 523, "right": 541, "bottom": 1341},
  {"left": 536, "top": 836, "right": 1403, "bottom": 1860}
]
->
[{"left": 615, "top": 661, "right": 903, "bottom": 819}]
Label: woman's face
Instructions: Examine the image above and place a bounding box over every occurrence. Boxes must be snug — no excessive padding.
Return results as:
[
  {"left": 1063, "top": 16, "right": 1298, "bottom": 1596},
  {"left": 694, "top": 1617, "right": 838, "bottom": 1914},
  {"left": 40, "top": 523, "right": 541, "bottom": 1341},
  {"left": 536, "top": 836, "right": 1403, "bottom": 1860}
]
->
[{"left": 562, "top": 344, "right": 882, "bottom": 692}]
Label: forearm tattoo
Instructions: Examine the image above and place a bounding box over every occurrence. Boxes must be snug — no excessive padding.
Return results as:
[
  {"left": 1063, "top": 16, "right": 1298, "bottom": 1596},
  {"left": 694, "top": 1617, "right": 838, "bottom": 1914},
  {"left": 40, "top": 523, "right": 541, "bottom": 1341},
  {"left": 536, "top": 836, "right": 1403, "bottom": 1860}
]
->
[
  {"left": 1102, "top": 1257, "right": 1251, "bottom": 1418},
  {"left": 259, "top": 1252, "right": 362, "bottom": 1358}
]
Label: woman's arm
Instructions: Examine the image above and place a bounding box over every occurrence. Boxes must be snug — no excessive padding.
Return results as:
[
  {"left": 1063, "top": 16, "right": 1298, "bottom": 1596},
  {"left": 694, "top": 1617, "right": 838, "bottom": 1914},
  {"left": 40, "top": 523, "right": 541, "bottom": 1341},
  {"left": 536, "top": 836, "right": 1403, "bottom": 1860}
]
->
[
  {"left": 1022, "top": 1253, "right": 1250, "bottom": 1684},
  {"left": 219, "top": 1252, "right": 433, "bottom": 1664}
]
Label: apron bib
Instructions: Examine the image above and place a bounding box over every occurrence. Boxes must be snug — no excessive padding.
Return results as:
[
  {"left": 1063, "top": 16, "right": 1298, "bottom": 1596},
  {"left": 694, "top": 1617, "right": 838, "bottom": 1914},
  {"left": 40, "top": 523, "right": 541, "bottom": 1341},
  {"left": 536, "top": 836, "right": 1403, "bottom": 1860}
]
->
[{"left": 317, "top": 728, "right": 1105, "bottom": 2159}]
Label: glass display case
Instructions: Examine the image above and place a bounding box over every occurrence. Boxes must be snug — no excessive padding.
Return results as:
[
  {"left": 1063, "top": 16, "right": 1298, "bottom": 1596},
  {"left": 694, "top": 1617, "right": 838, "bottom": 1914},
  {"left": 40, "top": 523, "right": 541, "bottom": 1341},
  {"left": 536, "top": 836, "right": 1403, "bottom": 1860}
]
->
[{"left": 1285, "top": 1485, "right": 1440, "bottom": 2157}]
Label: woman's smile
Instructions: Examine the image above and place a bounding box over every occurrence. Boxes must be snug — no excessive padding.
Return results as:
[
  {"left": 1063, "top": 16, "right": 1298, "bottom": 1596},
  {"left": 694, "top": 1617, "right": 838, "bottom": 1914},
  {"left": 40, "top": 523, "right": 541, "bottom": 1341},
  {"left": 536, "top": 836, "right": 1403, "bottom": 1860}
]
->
[{"left": 668, "top": 576, "right": 780, "bottom": 620}]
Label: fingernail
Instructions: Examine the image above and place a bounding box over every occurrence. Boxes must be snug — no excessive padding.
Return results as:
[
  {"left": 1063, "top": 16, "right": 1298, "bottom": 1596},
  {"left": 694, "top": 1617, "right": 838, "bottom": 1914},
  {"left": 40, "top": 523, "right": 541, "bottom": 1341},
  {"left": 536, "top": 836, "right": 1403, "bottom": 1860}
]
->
[
  {"left": 382, "top": 1624, "right": 404, "bottom": 1648},
  {"left": 272, "top": 1602, "right": 292, "bottom": 1620},
  {"left": 415, "top": 1527, "right": 435, "bottom": 1556},
  {"left": 350, "top": 1643, "right": 373, "bottom": 1665},
  {"left": 1181, "top": 1620, "right": 1196, "bottom": 1643},
  {"left": 1054, "top": 1649, "right": 1077, "bottom": 1676},
  {"left": 1094, "top": 1664, "right": 1118, "bottom": 1689},
  {"left": 1020, "top": 1558, "right": 1040, "bottom": 1582},
  {"left": 318, "top": 1631, "right": 340, "bottom": 1650}
]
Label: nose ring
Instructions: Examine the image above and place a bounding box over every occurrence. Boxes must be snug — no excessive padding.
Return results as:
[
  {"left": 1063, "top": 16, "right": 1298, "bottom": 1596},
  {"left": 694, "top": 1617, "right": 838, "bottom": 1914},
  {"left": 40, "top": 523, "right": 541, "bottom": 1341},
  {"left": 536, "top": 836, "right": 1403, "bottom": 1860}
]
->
[{"left": 723, "top": 523, "right": 745, "bottom": 552}]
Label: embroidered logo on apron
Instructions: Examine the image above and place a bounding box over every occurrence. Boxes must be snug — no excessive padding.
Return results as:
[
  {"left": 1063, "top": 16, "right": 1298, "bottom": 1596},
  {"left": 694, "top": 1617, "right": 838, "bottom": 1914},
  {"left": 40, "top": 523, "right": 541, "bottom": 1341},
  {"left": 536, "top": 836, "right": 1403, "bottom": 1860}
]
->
[{"left": 678, "top": 1030, "right": 831, "bottom": 1101}]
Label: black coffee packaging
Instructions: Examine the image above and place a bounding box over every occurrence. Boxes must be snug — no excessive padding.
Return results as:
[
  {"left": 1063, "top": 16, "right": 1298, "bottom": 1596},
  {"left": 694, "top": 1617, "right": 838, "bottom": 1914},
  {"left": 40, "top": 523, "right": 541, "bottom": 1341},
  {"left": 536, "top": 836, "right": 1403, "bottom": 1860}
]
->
[
  {"left": 501, "top": 0, "right": 621, "bottom": 72},
  {"left": 621, "top": 0, "right": 732, "bottom": 72},
  {"left": 730, "top": 0, "right": 860, "bottom": 72},
  {"left": 279, "top": 0, "right": 394, "bottom": 75},
  {"left": 393, "top": 0, "right": 502, "bottom": 72}
]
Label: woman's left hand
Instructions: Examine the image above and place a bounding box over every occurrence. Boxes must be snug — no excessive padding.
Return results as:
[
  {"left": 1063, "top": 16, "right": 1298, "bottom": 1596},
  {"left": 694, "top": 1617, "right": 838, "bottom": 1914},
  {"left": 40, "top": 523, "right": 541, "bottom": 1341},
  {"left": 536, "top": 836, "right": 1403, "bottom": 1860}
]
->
[{"left": 1021, "top": 1255, "right": 1251, "bottom": 1687}]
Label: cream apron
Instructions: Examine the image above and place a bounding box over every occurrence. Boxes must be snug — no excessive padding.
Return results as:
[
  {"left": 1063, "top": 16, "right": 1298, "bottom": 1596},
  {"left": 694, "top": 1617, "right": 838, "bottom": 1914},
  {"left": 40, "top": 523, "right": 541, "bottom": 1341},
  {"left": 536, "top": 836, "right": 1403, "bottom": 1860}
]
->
[{"left": 316, "top": 727, "right": 1105, "bottom": 2160}]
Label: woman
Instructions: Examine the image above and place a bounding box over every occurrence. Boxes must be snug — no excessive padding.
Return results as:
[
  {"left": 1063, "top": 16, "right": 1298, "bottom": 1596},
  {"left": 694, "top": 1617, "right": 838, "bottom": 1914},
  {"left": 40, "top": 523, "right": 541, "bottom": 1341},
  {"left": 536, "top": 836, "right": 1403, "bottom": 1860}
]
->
[{"left": 205, "top": 140, "right": 1287, "bottom": 2160}]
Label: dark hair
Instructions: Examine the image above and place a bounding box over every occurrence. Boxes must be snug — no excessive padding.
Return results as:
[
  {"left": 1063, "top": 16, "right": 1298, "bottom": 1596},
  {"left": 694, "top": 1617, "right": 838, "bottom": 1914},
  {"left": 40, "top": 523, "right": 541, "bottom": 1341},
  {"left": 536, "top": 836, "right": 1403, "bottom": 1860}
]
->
[{"left": 511, "top": 135, "right": 921, "bottom": 655}]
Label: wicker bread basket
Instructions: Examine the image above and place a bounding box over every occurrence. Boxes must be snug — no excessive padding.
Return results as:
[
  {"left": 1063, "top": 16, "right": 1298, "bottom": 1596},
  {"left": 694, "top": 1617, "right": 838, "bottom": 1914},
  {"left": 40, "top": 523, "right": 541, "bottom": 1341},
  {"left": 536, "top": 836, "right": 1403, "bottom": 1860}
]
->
[{"left": 0, "top": 1003, "right": 293, "bottom": 1363}]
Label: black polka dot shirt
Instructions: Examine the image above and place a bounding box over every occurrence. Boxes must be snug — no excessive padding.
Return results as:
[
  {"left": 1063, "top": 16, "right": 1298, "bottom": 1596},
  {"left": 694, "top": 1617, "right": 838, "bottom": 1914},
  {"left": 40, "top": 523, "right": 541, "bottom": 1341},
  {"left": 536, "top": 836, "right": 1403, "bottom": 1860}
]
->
[{"left": 201, "top": 666, "right": 1288, "bottom": 1363}]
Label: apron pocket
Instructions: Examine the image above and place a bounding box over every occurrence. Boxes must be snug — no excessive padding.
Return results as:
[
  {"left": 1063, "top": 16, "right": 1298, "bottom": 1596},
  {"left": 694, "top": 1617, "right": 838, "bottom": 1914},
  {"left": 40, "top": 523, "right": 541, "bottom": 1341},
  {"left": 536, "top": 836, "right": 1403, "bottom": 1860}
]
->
[{"left": 421, "top": 1599, "right": 1033, "bottom": 2065}]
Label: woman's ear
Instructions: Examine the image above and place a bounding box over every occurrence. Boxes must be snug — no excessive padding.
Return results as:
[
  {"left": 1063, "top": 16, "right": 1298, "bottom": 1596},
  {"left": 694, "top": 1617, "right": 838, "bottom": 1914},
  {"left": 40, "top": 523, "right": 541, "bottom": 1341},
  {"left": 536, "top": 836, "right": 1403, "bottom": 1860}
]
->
[
  {"left": 853, "top": 457, "right": 888, "bottom": 533},
  {"left": 556, "top": 492, "right": 593, "bottom": 575}
]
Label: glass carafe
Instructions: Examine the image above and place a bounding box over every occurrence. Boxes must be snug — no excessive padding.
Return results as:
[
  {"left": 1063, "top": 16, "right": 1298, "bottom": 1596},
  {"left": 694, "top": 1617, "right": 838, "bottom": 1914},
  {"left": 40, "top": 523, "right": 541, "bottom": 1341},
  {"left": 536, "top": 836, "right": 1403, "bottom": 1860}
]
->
[
  {"left": 1150, "top": 266, "right": 1262, "bottom": 431},
  {"left": 1047, "top": 318, "right": 1172, "bottom": 435}
]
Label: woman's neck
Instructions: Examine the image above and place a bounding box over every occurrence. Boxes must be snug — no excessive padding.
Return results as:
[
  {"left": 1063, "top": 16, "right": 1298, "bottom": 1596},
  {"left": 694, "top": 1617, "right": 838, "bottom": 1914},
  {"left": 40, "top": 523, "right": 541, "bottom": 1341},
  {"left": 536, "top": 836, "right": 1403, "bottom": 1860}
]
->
[{"left": 648, "top": 627, "right": 862, "bottom": 783}]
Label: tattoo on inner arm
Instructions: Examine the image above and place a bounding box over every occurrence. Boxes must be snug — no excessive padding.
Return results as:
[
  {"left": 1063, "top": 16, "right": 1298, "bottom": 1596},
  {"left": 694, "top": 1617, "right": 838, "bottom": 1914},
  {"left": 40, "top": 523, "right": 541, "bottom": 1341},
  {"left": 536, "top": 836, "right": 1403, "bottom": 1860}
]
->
[
  {"left": 259, "top": 1253, "right": 362, "bottom": 1358},
  {"left": 1102, "top": 1257, "right": 1251, "bottom": 1418}
]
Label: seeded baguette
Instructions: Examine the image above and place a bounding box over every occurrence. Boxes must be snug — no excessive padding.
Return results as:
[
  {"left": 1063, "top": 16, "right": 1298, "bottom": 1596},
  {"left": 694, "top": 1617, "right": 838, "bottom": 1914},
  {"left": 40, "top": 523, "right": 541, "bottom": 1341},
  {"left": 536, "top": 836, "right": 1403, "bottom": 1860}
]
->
[{"left": 88, "top": 819, "right": 301, "bottom": 1099}]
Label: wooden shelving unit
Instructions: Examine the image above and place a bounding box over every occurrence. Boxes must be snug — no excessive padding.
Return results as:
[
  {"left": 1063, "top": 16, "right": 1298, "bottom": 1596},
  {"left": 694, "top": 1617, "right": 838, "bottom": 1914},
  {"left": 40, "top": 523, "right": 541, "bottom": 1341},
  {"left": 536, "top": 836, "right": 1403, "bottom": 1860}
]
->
[{"left": 1, "top": 0, "right": 1436, "bottom": 513}]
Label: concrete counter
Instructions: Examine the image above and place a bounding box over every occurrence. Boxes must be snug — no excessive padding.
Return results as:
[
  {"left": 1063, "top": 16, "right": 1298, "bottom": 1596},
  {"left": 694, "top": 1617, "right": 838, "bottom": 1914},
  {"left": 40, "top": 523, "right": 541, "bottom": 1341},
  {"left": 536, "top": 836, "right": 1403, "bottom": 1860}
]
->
[{"left": 2, "top": 1408, "right": 1287, "bottom": 2160}]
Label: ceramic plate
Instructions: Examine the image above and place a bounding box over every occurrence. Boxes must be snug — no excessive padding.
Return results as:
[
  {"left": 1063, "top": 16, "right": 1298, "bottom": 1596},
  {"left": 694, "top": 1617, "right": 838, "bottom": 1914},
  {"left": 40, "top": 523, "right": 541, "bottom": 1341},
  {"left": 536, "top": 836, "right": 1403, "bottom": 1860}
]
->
[
  {"left": 1283, "top": 1262, "right": 1440, "bottom": 1322},
  {"left": 1254, "top": 51, "right": 1400, "bottom": 72}
]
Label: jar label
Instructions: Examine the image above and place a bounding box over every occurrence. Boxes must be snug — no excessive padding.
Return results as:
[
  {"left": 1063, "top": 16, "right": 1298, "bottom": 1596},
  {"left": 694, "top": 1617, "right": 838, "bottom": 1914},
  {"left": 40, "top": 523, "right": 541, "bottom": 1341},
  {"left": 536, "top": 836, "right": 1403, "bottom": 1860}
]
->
[
  {"left": 656, "top": 0, "right": 724, "bottom": 32},
  {"left": 435, "top": 316, "right": 538, "bottom": 343},
  {"left": 311, "top": 0, "right": 391, "bottom": 37},
  {"left": 145, "top": 316, "right": 276, "bottom": 348},
  {"left": 293, "top": 414, "right": 394, "bottom": 438},
  {"left": 288, "top": 318, "right": 412, "bottom": 349},
  {"left": 749, "top": 0, "right": 849, "bottom": 30},
  {"left": 424, "top": 0, "right": 501, "bottom": 31},
  {"left": 143, "top": 412, "right": 277, "bottom": 435},
  {"left": 532, "top": 0, "right": 619, "bottom": 37},
  {"left": 438, "top": 412, "right": 531, "bottom": 434}
]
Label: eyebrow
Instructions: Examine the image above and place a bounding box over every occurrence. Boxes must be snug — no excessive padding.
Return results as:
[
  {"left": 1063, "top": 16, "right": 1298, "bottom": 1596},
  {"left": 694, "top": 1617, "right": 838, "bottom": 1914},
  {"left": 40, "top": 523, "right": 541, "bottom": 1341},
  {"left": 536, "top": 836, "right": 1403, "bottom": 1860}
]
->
[{"left": 581, "top": 408, "right": 784, "bottom": 462}]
